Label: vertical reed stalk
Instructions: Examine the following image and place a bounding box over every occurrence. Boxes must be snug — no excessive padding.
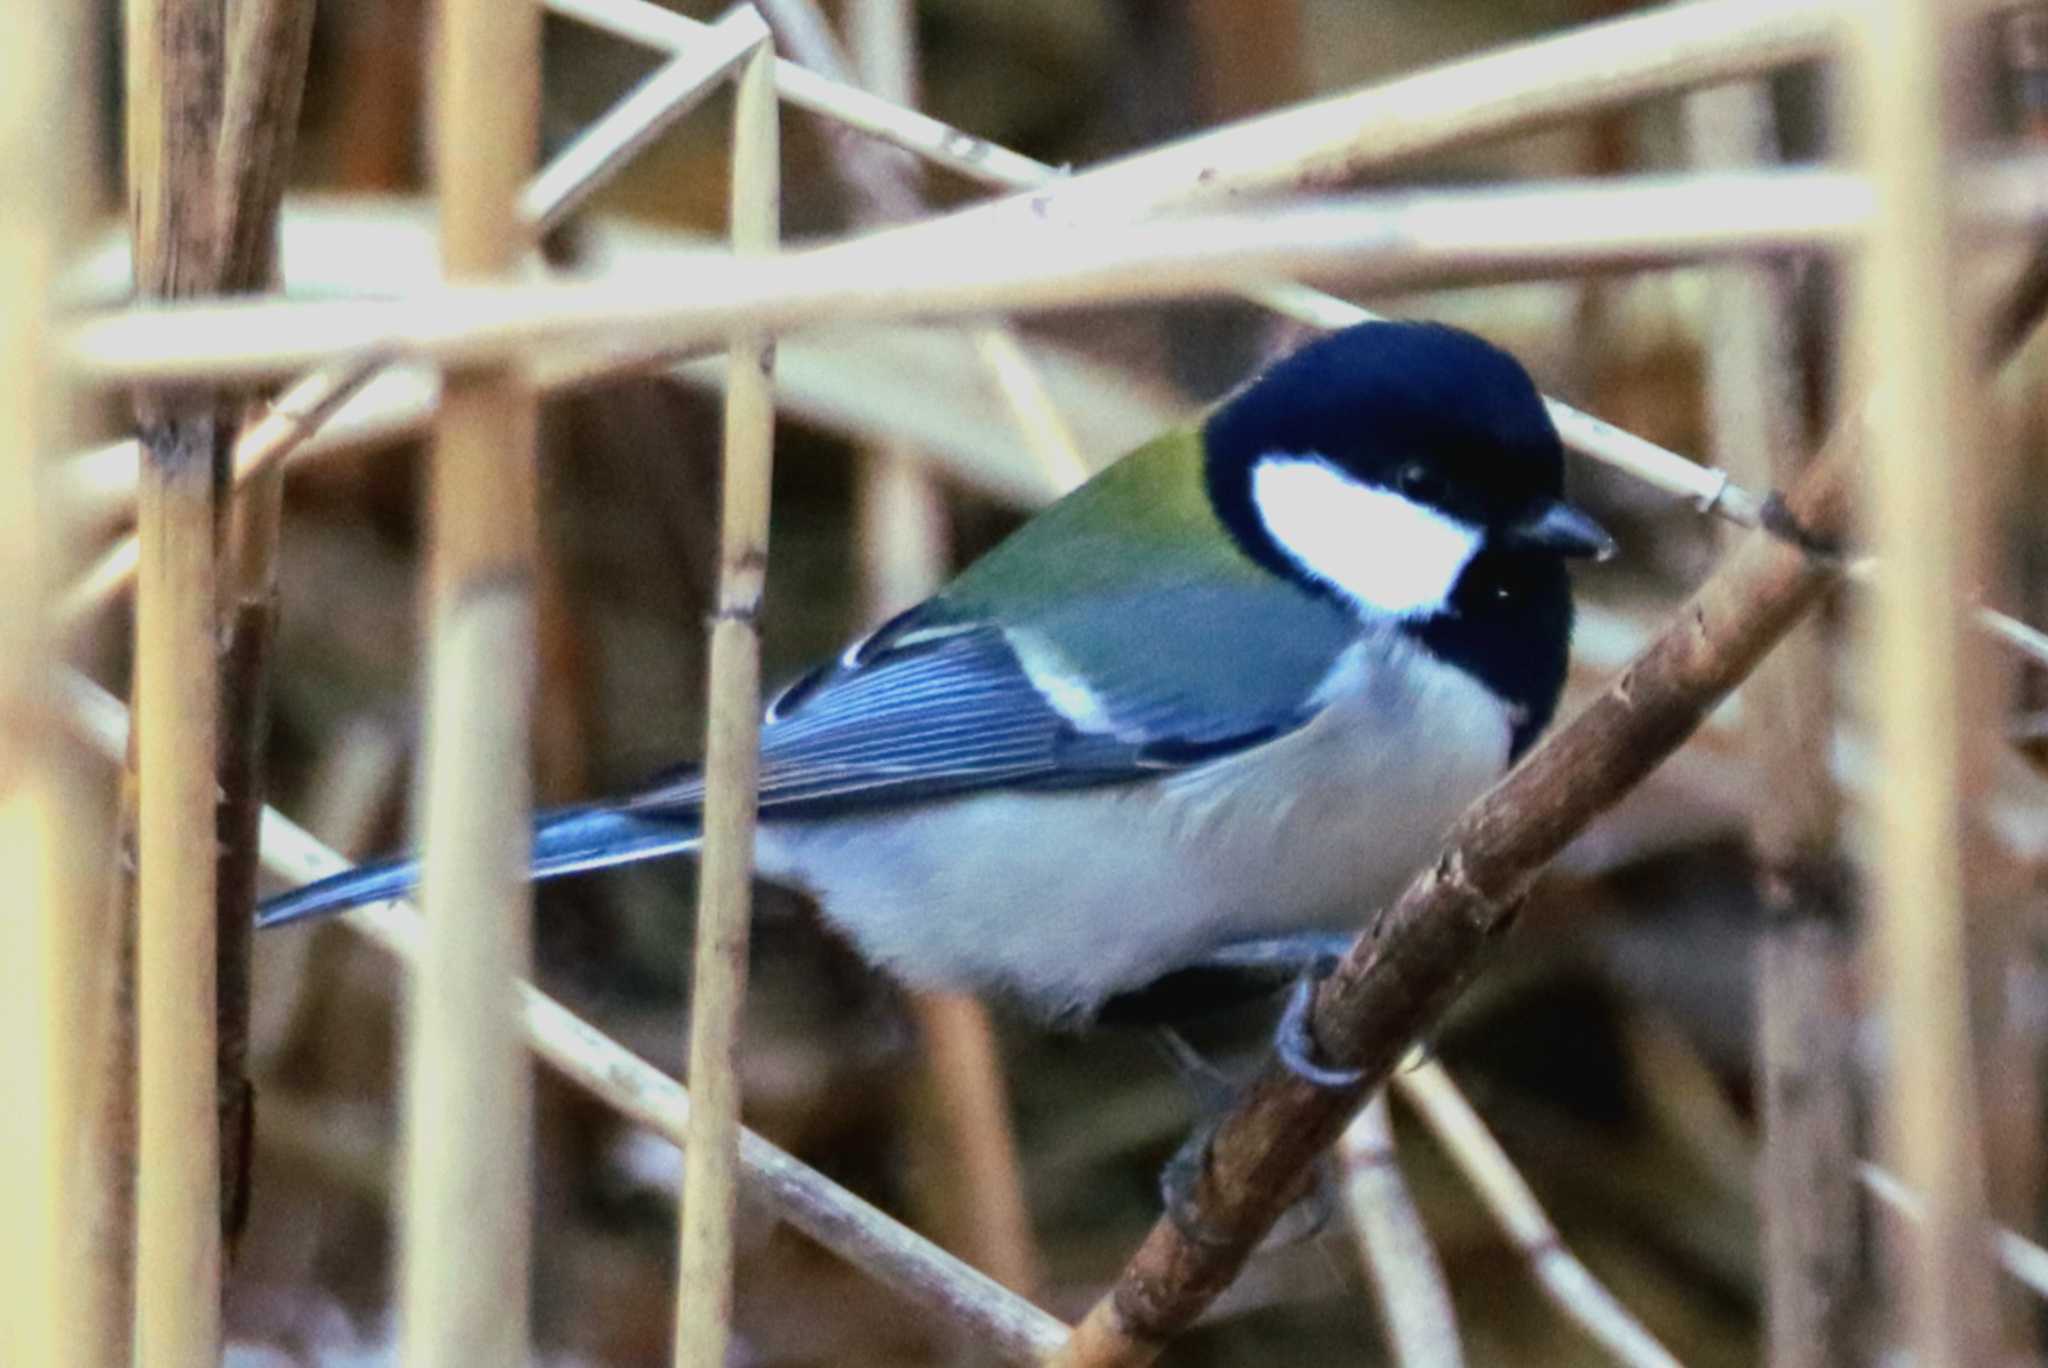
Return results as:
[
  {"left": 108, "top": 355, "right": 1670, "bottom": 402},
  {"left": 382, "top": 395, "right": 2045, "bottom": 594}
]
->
[
  {"left": 0, "top": 4, "right": 108, "bottom": 1364},
  {"left": 212, "top": 0, "right": 317, "bottom": 1256},
  {"left": 1684, "top": 81, "right": 1862, "bottom": 1368},
  {"left": 1848, "top": 4, "right": 2005, "bottom": 1362},
  {"left": 847, "top": 0, "right": 1043, "bottom": 1298},
  {"left": 401, "top": 0, "right": 541, "bottom": 1359},
  {"left": 127, "top": 0, "right": 226, "bottom": 1361},
  {"left": 675, "top": 25, "right": 779, "bottom": 1368}
]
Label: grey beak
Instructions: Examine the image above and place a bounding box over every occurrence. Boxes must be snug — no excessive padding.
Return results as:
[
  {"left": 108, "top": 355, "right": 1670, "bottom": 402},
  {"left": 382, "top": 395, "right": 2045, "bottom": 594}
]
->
[{"left": 1508, "top": 500, "right": 1615, "bottom": 560}]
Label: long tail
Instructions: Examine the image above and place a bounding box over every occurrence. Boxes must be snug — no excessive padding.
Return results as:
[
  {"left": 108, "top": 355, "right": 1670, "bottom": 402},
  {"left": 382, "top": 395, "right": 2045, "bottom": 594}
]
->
[{"left": 255, "top": 803, "right": 703, "bottom": 930}]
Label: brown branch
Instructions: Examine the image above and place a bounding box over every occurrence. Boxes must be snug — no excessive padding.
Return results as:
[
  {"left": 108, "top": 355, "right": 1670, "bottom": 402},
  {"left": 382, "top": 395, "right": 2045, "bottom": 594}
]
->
[
  {"left": 209, "top": 0, "right": 316, "bottom": 1262},
  {"left": 1684, "top": 80, "right": 1862, "bottom": 1368}
]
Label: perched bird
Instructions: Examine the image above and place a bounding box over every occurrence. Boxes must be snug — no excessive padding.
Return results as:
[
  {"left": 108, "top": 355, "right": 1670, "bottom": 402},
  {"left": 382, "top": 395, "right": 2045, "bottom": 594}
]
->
[{"left": 260, "top": 321, "right": 1609, "bottom": 1049}]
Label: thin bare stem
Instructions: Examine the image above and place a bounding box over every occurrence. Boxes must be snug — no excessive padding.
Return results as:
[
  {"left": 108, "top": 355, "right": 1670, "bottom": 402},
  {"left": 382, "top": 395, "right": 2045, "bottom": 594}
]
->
[
  {"left": 843, "top": 0, "right": 1043, "bottom": 1297},
  {"left": 401, "top": 0, "right": 540, "bottom": 1358},
  {"left": 127, "top": 0, "right": 226, "bottom": 1360},
  {"left": 58, "top": 668, "right": 1073, "bottom": 1365},
  {"left": 0, "top": 5, "right": 109, "bottom": 1364},
  {"left": 754, "top": 0, "right": 1088, "bottom": 490},
  {"left": 1338, "top": 1092, "right": 1464, "bottom": 1368},
  {"left": 68, "top": 161, "right": 1911, "bottom": 383},
  {"left": 521, "top": 5, "right": 769, "bottom": 235},
  {"left": 1847, "top": 4, "right": 2006, "bottom": 1362},
  {"left": 1685, "top": 80, "right": 1862, "bottom": 1368},
  {"left": 675, "top": 25, "right": 778, "bottom": 1368},
  {"left": 1393, "top": 1060, "right": 1679, "bottom": 1368},
  {"left": 1860, "top": 1164, "right": 2048, "bottom": 1303},
  {"left": 547, "top": 0, "right": 1776, "bottom": 519},
  {"left": 210, "top": 0, "right": 318, "bottom": 1259}
]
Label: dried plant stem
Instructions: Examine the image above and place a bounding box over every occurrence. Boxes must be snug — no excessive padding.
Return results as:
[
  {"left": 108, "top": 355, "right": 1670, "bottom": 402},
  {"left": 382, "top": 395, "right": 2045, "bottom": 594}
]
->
[
  {"left": 1860, "top": 1164, "right": 2048, "bottom": 1302},
  {"left": 676, "top": 27, "right": 778, "bottom": 1368},
  {"left": 211, "top": 0, "right": 317, "bottom": 1260},
  {"left": 68, "top": 161, "right": 1908, "bottom": 384},
  {"left": 1338, "top": 1092, "right": 1464, "bottom": 1368},
  {"left": 127, "top": 0, "right": 226, "bottom": 1360},
  {"left": 755, "top": 0, "right": 1088, "bottom": 491},
  {"left": 1848, "top": 4, "right": 2006, "bottom": 1362},
  {"left": 548, "top": 0, "right": 1768, "bottom": 522},
  {"left": 1684, "top": 81, "right": 1862, "bottom": 1368},
  {"left": 60, "top": 668, "right": 1073, "bottom": 1364},
  {"left": 1393, "top": 1060, "right": 1679, "bottom": 1368},
  {"left": 400, "top": 0, "right": 540, "bottom": 1359},
  {"left": 522, "top": 5, "right": 769, "bottom": 234},
  {"left": 0, "top": 5, "right": 110, "bottom": 1364}
]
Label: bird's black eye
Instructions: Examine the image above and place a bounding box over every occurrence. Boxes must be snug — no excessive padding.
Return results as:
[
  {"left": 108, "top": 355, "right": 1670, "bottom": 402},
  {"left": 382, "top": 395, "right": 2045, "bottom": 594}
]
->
[{"left": 1396, "top": 461, "right": 1430, "bottom": 495}]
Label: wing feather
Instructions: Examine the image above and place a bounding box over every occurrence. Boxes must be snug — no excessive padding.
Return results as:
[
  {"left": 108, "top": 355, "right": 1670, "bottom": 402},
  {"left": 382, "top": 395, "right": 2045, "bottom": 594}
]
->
[{"left": 626, "top": 608, "right": 1318, "bottom": 818}]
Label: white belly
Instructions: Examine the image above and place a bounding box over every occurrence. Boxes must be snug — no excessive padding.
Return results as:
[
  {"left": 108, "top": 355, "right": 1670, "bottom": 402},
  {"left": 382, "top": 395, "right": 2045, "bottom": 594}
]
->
[{"left": 755, "top": 641, "right": 1511, "bottom": 1019}]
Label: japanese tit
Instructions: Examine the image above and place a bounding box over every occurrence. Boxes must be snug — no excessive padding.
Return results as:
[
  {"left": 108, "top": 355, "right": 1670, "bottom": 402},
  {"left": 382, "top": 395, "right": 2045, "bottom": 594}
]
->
[{"left": 260, "top": 321, "right": 1611, "bottom": 1023}]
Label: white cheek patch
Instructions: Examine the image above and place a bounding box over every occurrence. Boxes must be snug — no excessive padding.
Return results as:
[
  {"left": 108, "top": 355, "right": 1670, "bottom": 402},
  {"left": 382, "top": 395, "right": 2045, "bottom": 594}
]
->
[{"left": 1250, "top": 455, "right": 1481, "bottom": 619}]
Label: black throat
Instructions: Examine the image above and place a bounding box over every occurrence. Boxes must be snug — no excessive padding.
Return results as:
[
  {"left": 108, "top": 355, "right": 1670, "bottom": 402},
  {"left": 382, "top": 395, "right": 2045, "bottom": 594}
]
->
[{"left": 1402, "top": 549, "right": 1573, "bottom": 760}]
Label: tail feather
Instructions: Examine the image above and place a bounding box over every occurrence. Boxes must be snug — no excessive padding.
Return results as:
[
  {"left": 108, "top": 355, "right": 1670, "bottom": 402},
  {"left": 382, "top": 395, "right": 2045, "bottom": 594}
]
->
[{"left": 255, "top": 803, "right": 704, "bottom": 930}]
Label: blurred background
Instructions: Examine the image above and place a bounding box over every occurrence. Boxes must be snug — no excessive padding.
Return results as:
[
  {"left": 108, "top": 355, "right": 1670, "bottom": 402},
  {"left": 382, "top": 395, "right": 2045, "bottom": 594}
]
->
[{"left": 55, "top": 0, "right": 2048, "bottom": 1364}]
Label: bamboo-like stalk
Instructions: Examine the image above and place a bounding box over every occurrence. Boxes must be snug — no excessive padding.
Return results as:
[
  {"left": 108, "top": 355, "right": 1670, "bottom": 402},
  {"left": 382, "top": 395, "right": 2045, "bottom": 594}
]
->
[
  {"left": 1847, "top": 4, "right": 2005, "bottom": 1362},
  {"left": 67, "top": 161, "right": 1916, "bottom": 383},
  {"left": 0, "top": 5, "right": 108, "bottom": 1364},
  {"left": 1393, "top": 1060, "right": 1680, "bottom": 1368},
  {"left": 63, "top": 664, "right": 1073, "bottom": 1363},
  {"left": 675, "top": 25, "right": 778, "bottom": 1368},
  {"left": 127, "top": 0, "right": 226, "bottom": 1362},
  {"left": 1338, "top": 1092, "right": 1464, "bottom": 1368},
  {"left": 400, "top": 0, "right": 541, "bottom": 1359},
  {"left": 841, "top": 0, "right": 1045, "bottom": 1297},
  {"left": 1684, "top": 81, "right": 1861, "bottom": 1368}
]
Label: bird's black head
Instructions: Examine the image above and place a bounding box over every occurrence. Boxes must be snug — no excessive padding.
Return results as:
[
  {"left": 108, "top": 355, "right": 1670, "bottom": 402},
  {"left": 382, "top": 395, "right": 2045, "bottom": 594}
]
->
[{"left": 1202, "top": 321, "right": 1611, "bottom": 754}]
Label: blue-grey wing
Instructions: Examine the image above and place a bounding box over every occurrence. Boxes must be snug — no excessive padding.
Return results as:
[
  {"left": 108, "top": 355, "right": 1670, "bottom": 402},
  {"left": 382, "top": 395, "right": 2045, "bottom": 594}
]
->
[{"left": 624, "top": 606, "right": 1323, "bottom": 818}]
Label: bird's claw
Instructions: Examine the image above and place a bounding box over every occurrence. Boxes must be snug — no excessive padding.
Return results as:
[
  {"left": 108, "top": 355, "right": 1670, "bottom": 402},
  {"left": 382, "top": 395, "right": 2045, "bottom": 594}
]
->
[
  {"left": 1158, "top": 1115, "right": 1239, "bottom": 1249},
  {"left": 1275, "top": 970, "right": 1366, "bottom": 1090}
]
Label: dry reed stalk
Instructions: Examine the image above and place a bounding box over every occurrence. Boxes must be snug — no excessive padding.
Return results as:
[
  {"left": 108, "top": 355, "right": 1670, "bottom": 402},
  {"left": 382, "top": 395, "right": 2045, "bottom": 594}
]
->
[
  {"left": 675, "top": 26, "right": 778, "bottom": 1368},
  {"left": 126, "top": 0, "right": 227, "bottom": 1361},
  {"left": 210, "top": 0, "right": 318, "bottom": 1258},
  {"left": 1393, "top": 1060, "right": 1680, "bottom": 1368},
  {"left": 1338, "top": 1092, "right": 1464, "bottom": 1368},
  {"left": 1847, "top": 4, "right": 2006, "bottom": 1362},
  {"left": 842, "top": 0, "right": 1043, "bottom": 1298},
  {"left": 1860, "top": 1164, "right": 2048, "bottom": 1302},
  {"left": 61, "top": 0, "right": 757, "bottom": 631},
  {"left": 1684, "top": 81, "right": 1861, "bottom": 1368},
  {"left": 67, "top": 161, "right": 1906, "bottom": 383},
  {"left": 545, "top": 0, "right": 1766, "bottom": 521},
  {"left": 65, "top": 670, "right": 1078, "bottom": 1364},
  {"left": 754, "top": 0, "right": 1088, "bottom": 490},
  {"left": 0, "top": 5, "right": 111, "bottom": 1364},
  {"left": 523, "top": 5, "right": 770, "bottom": 234},
  {"left": 400, "top": 0, "right": 541, "bottom": 1359}
]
